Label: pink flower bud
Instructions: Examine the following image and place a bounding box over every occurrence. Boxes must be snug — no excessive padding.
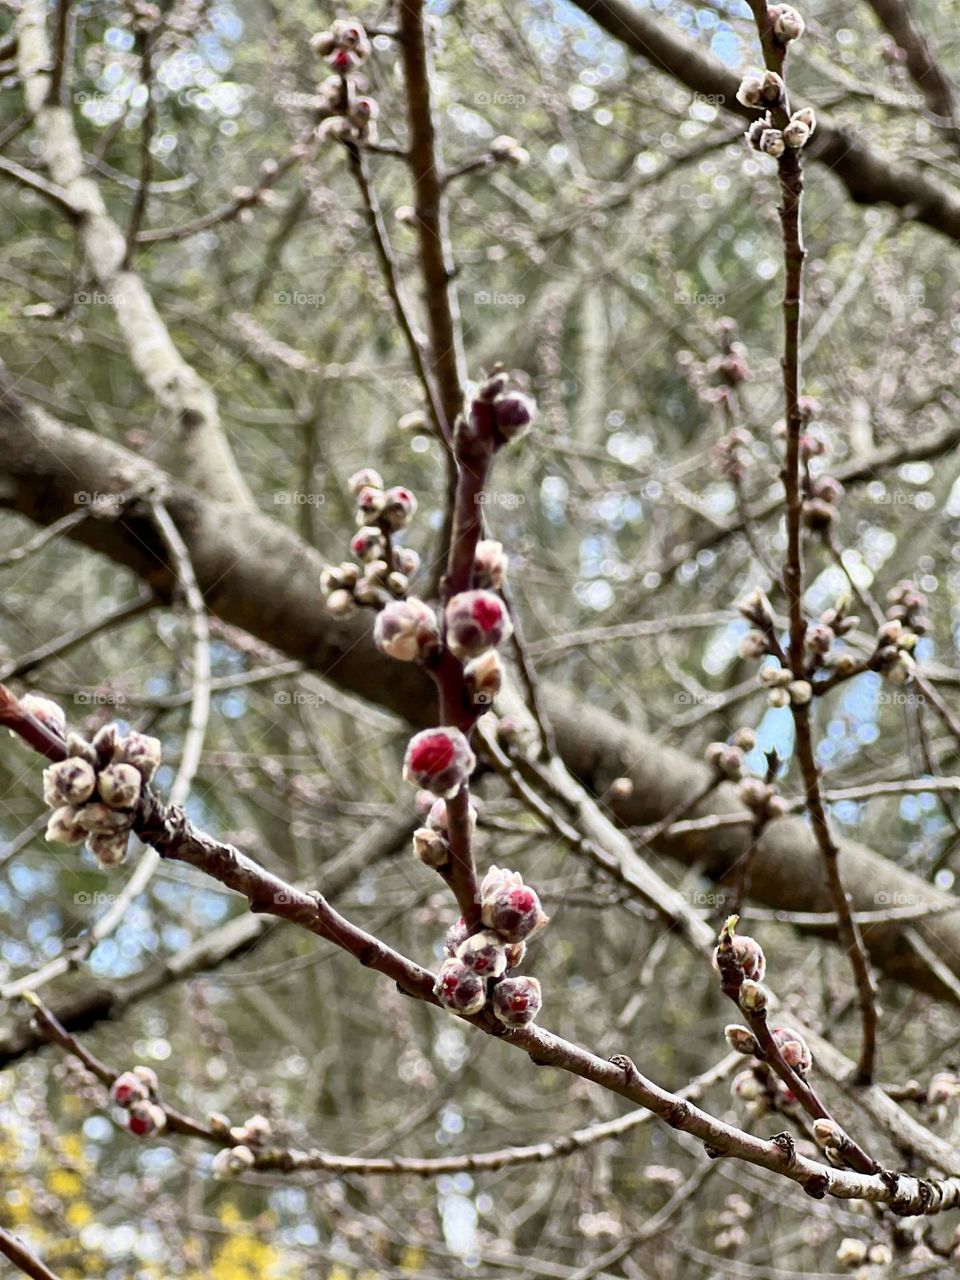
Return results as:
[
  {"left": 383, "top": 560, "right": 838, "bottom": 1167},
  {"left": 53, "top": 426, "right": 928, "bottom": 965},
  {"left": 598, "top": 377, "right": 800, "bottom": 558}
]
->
[
  {"left": 327, "top": 588, "right": 358, "bottom": 618},
  {"left": 351, "top": 526, "right": 386, "bottom": 563},
  {"left": 20, "top": 693, "right": 66, "bottom": 739},
  {"left": 491, "top": 975, "right": 541, "bottom": 1027},
  {"left": 348, "top": 468, "right": 383, "bottom": 495},
  {"left": 473, "top": 540, "right": 508, "bottom": 590},
  {"left": 310, "top": 29, "right": 336, "bottom": 56},
  {"left": 98, "top": 762, "right": 142, "bottom": 810},
  {"left": 413, "top": 826, "right": 449, "bottom": 868},
  {"left": 43, "top": 758, "right": 97, "bottom": 808},
  {"left": 493, "top": 390, "right": 537, "bottom": 442},
  {"left": 427, "top": 797, "right": 477, "bottom": 833},
  {"left": 443, "top": 917, "right": 469, "bottom": 956},
  {"left": 128, "top": 1100, "right": 166, "bottom": 1137},
  {"left": 456, "top": 929, "right": 508, "bottom": 977},
  {"left": 45, "top": 806, "right": 87, "bottom": 846},
  {"left": 772, "top": 1026, "right": 812, "bottom": 1072},
  {"left": 380, "top": 486, "right": 417, "bottom": 531},
  {"left": 713, "top": 933, "right": 766, "bottom": 982},
  {"left": 111, "top": 1071, "right": 148, "bottom": 1107},
  {"left": 403, "top": 728, "right": 476, "bottom": 798},
  {"left": 374, "top": 597, "right": 439, "bottom": 662},
  {"left": 117, "top": 731, "right": 162, "bottom": 782},
  {"left": 445, "top": 590, "right": 512, "bottom": 659},
  {"left": 480, "top": 868, "right": 548, "bottom": 942},
  {"left": 724, "top": 1025, "right": 759, "bottom": 1055},
  {"left": 434, "top": 957, "right": 486, "bottom": 1015},
  {"left": 395, "top": 546, "right": 420, "bottom": 576}
]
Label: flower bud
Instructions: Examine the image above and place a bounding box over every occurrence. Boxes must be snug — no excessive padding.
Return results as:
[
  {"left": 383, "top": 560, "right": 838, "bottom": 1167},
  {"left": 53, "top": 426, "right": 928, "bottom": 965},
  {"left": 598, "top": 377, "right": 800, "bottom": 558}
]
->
[
  {"left": 45, "top": 805, "right": 87, "bottom": 846},
  {"left": 98, "top": 762, "right": 142, "bottom": 810},
  {"left": 772, "top": 1026, "right": 812, "bottom": 1072},
  {"left": 348, "top": 468, "right": 383, "bottom": 495},
  {"left": 380, "top": 486, "right": 418, "bottom": 531},
  {"left": 479, "top": 867, "right": 548, "bottom": 942},
  {"left": 212, "top": 1144, "right": 256, "bottom": 1179},
  {"left": 310, "top": 29, "right": 336, "bottom": 55},
  {"left": 738, "top": 630, "right": 768, "bottom": 659},
  {"left": 759, "top": 128, "right": 785, "bottom": 158},
  {"left": 456, "top": 929, "right": 508, "bottom": 977},
  {"left": 802, "top": 496, "right": 835, "bottom": 529},
  {"left": 239, "top": 1113, "right": 272, "bottom": 1145},
  {"left": 443, "top": 917, "right": 469, "bottom": 956},
  {"left": 813, "top": 1118, "right": 842, "bottom": 1148},
  {"left": 413, "top": 826, "right": 449, "bottom": 868},
  {"left": 434, "top": 957, "right": 486, "bottom": 1015},
  {"left": 731, "top": 727, "right": 756, "bottom": 751},
  {"left": 20, "top": 693, "right": 66, "bottom": 738},
  {"left": 76, "top": 802, "right": 132, "bottom": 834},
  {"left": 490, "top": 135, "right": 530, "bottom": 168},
  {"left": 739, "top": 979, "right": 767, "bottom": 1011},
  {"left": 43, "top": 758, "right": 97, "bottom": 808},
  {"left": 464, "top": 650, "right": 502, "bottom": 708},
  {"left": 738, "top": 588, "right": 774, "bottom": 627},
  {"left": 768, "top": 687, "right": 790, "bottom": 708},
  {"left": 788, "top": 680, "right": 812, "bottom": 706},
  {"left": 87, "top": 831, "right": 130, "bottom": 867},
  {"left": 793, "top": 106, "right": 816, "bottom": 133},
  {"left": 374, "top": 598, "right": 440, "bottom": 662},
  {"left": 133, "top": 1065, "right": 159, "bottom": 1095},
  {"left": 835, "top": 1239, "right": 867, "bottom": 1266},
  {"left": 739, "top": 778, "right": 773, "bottom": 810},
  {"left": 504, "top": 940, "right": 526, "bottom": 969},
  {"left": 731, "top": 1069, "right": 762, "bottom": 1102},
  {"left": 327, "top": 588, "right": 358, "bottom": 618},
  {"left": 736, "top": 74, "right": 764, "bottom": 108},
  {"left": 403, "top": 728, "right": 476, "bottom": 798},
  {"left": 118, "top": 731, "right": 162, "bottom": 782},
  {"left": 111, "top": 1071, "right": 148, "bottom": 1107},
  {"left": 397, "top": 409, "right": 427, "bottom": 431},
  {"left": 473, "top": 539, "right": 509, "bottom": 590},
  {"left": 771, "top": 4, "right": 805, "bottom": 41},
  {"left": 66, "top": 732, "right": 97, "bottom": 765},
  {"left": 128, "top": 1100, "right": 166, "bottom": 1137},
  {"left": 805, "top": 623, "right": 833, "bottom": 655},
  {"left": 783, "top": 119, "right": 810, "bottom": 149},
  {"left": 445, "top": 590, "right": 513, "bottom": 659},
  {"left": 608, "top": 776, "right": 634, "bottom": 801},
  {"left": 427, "top": 798, "right": 477, "bottom": 834},
  {"left": 356, "top": 485, "right": 386, "bottom": 521},
  {"left": 714, "top": 933, "right": 766, "bottom": 982},
  {"left": 724, "top": 1025, "right": 759, "bottom": 1055},
  {"left": 886, "top": 652, "right": 916, "bottom": 685},
  {"left": 492, "top": 390, "right": 537, "bottom": 442},
  {"left": 492, "top": 975, "right": 542, "bottom": 1027},
  {"left": 351, "top": 526, "right": 386, "bottom": 563},
  {"left": 395, "top": 546, "right": 420, "bottom": 576},
  {"left": 760, "top": 70, "right": 786, "bottom": 103}
]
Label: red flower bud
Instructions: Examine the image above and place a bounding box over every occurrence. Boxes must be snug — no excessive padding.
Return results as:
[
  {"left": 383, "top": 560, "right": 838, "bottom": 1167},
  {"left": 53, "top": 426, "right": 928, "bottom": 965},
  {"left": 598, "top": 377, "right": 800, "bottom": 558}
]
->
[
  {"left": 444, "top": 590, "right": 512, "bottom": 659},
  {"left": 491, "top": 975, "right": 541, "bottom": 1027},
  {"left": 351, "top": 526, "right": 386, "bottom": 563},
  {"left": 403, "top": 728, "right": 476, "bottom": 798},
  {"left": 128, "top": 1101, "right": 166, "bottom": 1137},
  {"left": 443, "top": 917, "right": 469, "bottom": 956},
  {"left": 380, "top": 486, "right": 417, "bottom": 531},
  {"left": 374, "top": 598, "right": 439, "bottom": 662},
  {"left": 111, "top": 1071, "right": 148, "bottom": 1108},
  {"left": 356, "top": 485, "right": 386, "bottom": 520},
  {"left": 434, "top": 957, "right": 486, "bottom": 1015},
  {"left": 480, "top": 866, "right": 548, "bottom": 941}
]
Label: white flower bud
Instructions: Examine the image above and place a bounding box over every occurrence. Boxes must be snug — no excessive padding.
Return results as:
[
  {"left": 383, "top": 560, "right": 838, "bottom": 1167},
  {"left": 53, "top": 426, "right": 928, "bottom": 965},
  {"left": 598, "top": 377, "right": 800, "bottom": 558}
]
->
[
  {"left": 87, "top": 831, "right": 130, "bottom": 867},
  {"left": 783, "top": 119, "right": 810, "bottom": 148},
  {"left": 759, "top": 128, "right": 785, "bottom": 158},
  {"left": 43, "top": 758, "right": 97, "bottom": 807},
  {"left": 772, "top": 5, "right": 805, "bottom": 42},
  {"left": 45, "top": 805, "right": 87, "bottom": 846},
  {"left": 326, "top": 588, "right": 357, "bottom": 619},
  {"left": 212, "top": 1144, "right": 256, "bottom": 1179},
  {"left": 413, "top": 826, "right": 449, "bottom": 867},
  {"left": 788, "top": 680, "right": 812, "bottom": 705},
  {"left": 20, "top": 694, "right": 66, "bottom": 738},
  {"left": 768, "top": 687, "right": 790, "bottom": 708},
  {"left": 835, "top": 1239, "right": 867, "bottom": 1266},
  {"left": 117, "top": 732, "right": 162, "bottom": 782},
  {"left": 97, "top": 762, "right": 142, "bottom": 810}
]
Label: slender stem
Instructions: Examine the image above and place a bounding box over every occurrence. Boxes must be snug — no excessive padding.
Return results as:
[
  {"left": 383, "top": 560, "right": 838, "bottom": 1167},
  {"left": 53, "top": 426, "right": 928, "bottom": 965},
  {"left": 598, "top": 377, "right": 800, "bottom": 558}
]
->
[{"left": 0, "top": 1225, "right": 63, "bottom": 1280}]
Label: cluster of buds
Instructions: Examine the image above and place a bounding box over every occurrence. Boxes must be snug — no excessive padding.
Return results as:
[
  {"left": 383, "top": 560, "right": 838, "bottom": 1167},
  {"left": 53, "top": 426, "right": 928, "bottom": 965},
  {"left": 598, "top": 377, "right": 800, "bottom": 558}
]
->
[
  {"left": 736, "top": 69, "right": 785, "bottom": 111},
  {"left": 710, "top": 427, "right": 754, "bottom": 484},
  {"left": 209, "top": 1112, "right": 272, "bottom": 1179},
  {"left": 802, "top": 471, "right": 842, "bottom": 531},
  {"left": 322, "top": 469, "right": 421, "bottom": 618},
  {"left": 704, "top": 727, "right": 755, "bottom": 782},
  {"left": 110, "top": 1066, "right": 165, "bottom": 1138},
  {"left": 731, "top": 1061, "right": 800, "bottom": 1121},
  {"left": 463, "top": 370, "right": 538, "bottom": 450},
  {"left": 433, "top": 866, "right": 547, "bottom": 1025},
  {"left": 835, "top": 1239, "right": 892, "bottom": 1269},
  {"left": 772, "top": 1025, "right": 813, "bottom": 1073},
  {"left": 745, "top": 105, "right": 815, "bottom": 159},
  {"left": 874, "top": 618, "right": 917, "bottom": 686},
  {"left": 738, "top": 776, "right": 788, "bottom": 821},
  {"left": 43, "top": 720, "right": 161, "bottom": 868},
  {"left": 677, "top": 321, "right": 751, "bottom": 410},
  {"left": 490, "top": 135, "right": 530, "bottom": 169},
  {"left": 885, "top": 579, "right": 930, "bottom": 637},
  {"left": 758, "top": 663, "right": 812, "bottom": 709},
  {"left": 769, "top": 3, "right": 805, "bottom": 43}
]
